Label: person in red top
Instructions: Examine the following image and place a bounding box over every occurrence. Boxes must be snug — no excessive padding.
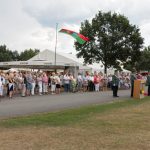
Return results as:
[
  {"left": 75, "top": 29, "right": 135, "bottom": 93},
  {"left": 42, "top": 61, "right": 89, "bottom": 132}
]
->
[{"left": 94, "top": 72, "right": 100, "bottom": 92}]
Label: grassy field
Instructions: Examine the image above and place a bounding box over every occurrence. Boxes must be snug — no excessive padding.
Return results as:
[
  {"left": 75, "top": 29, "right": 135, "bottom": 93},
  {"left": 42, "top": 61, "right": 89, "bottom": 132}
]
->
[{"left": 0, "top": 97, "right": 150, "bottom": 150}]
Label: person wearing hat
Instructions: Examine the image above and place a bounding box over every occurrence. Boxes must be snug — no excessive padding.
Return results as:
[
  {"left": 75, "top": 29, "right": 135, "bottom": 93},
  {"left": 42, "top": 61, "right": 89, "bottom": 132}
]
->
[
  {"left": 112, "top": 70, "right": 119, "bottom": 97},
  {"left": 146, "top": 72, "right": 150, "bottom": 96}
]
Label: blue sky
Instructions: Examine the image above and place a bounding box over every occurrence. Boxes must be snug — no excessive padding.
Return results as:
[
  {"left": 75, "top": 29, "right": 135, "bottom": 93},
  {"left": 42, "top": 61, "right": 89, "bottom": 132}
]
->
[{"left": 0, "top": 0, "right": 150, "bottom": 54}]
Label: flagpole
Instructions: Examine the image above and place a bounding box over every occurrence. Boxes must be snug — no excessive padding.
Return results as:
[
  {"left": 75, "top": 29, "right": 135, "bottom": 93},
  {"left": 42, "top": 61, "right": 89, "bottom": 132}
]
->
[{"left": 54, "top": 23, "right": 58, "bottom": 71}]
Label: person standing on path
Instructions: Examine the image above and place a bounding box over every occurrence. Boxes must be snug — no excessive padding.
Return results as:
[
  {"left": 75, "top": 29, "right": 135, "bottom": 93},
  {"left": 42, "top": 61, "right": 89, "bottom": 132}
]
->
[
  {"left": 112, "top": 70, "right": 119, "bottom": 97},
  {"left": 146, "top": 72, "right": 150, "bottom": 96},
  {"left": 93, "top": 72, "right": 100, "bottom": 92},
  {"left": 130, "top": 69, "right": 137, "bottom": 97}
]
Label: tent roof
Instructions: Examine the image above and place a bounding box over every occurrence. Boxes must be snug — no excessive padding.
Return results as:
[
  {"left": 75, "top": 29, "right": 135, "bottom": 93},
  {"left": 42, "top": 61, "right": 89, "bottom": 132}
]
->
[
  {"left": 29, "top": 49, "right": 82, "bottom": 66},
  {"left": 28, "top": 49, "right": 91, "bottom": 70},
  {"left": 0, "top": 50, "right": 91, "bottom": 69}
]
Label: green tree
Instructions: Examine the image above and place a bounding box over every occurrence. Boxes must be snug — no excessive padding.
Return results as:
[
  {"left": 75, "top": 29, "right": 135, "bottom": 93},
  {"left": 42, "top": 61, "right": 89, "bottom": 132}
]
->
[
  {"left": 19, "top": 49, "right": 40, "bottom": 61},
  {"left": 136, "top": 46, "right": 150, "bottom": 71},
  {"left": 11, "top": 50, "right": 20, "bottom": 61},
  {"left": 0, "top": 45, "right": 13, "bottom": 62},
  {"left": 75, "top": 11, "right": 144, "bottom": 74}
]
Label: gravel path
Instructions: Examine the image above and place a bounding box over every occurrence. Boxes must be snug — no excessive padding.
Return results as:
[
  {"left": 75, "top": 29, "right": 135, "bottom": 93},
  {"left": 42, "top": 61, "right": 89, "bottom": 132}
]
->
[{"left": 0, "top": 90, "right": 130, "bottom": 118}]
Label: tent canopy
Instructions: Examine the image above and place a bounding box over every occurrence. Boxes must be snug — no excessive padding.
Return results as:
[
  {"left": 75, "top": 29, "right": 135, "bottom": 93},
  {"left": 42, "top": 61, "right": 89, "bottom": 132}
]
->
[
  {"left": 29, "top": 49, "right": 82, "bottom": 66},
  {"left": 0, "top": 50, "right": 83, "bottom": 69}
]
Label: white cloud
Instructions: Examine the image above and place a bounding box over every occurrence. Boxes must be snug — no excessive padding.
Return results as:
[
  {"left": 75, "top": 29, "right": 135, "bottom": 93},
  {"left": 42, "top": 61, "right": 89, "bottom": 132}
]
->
[
  {"left": 0, "top": 0, "right": 150, "bottom": 54},
  {"left": 0, "top": 0, "right": 56, "bottom": 52},
  {"left": 140, "top": 22, "right": 150, "bottom": 46},
  {"left": 21, "top": 0, "right": 150, "bottom": 26}
]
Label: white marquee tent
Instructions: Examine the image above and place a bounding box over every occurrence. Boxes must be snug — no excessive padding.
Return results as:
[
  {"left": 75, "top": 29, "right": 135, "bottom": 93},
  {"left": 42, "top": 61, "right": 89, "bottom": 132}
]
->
[{"left": 0, "top": 49, "right": 130, "bottom": 74}]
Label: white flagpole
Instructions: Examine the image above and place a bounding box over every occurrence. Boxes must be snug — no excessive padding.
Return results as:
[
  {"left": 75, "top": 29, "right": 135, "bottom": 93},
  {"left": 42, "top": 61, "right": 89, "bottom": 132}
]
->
[{"left": 54, "top": 23, "right": 58, "bottom": 69}]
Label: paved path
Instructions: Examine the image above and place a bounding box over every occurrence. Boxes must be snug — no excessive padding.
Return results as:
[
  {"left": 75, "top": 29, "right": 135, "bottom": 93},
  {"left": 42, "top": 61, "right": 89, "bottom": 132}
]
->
[{"left": 0, "top": 90, "right": 130, "bottom": 118}]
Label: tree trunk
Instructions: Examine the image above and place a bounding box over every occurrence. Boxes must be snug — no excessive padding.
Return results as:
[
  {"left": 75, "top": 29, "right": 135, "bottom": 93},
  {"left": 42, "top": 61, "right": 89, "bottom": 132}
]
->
[{"left": 104, "top": 64, "right": 107, "bottom": 75}]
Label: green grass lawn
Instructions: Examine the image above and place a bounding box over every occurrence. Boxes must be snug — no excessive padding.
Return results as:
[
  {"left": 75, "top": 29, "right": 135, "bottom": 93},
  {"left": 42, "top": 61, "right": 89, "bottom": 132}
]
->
[
  {"left": 0, "top": 97, "right": 150, "bottom": 127},
  {"left": 0, "top": 96, "right": 150, "bottom": 150}
]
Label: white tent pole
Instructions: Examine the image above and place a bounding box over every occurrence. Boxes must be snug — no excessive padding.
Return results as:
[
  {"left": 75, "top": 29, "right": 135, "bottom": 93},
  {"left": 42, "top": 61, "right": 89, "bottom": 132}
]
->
[{"left": 54, "top": 23, "right": 58, "bottom": 70}]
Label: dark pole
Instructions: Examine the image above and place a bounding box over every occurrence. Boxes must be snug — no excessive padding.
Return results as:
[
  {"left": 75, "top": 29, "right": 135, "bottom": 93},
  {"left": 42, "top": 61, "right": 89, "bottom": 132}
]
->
[{"left": 54, "top": 23, "right": 58, "bottom": 72}]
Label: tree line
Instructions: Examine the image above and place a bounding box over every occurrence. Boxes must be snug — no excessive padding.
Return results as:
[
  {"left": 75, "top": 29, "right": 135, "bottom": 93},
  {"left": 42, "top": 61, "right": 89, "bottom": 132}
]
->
[
  {"left": 0, "top": 45, "right": 39, "bottom": 62},
  {"left": 0, "top": 43, "right": 150, "bottom": 72}
]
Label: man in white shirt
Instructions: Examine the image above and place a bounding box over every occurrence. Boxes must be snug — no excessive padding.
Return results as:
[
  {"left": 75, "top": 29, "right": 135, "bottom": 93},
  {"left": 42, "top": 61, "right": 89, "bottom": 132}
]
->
[
  {"left": 55, "top": 73, "right": 61, "bottom": 94},
  {"left": 63, "top": 73, "right": 70, "bottom": 92},
  {"left": 77, "top": 73, "right": 83, "bottom": 92},
  {"left": 50, "top": 72, "right": 56, "bottom": 94}
]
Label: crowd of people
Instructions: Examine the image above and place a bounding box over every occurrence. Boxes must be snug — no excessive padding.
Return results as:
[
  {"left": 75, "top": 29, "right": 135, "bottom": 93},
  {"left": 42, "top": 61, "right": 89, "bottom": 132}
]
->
[{"left": 0, "top": 69, "right": 148, "bottom": 99}]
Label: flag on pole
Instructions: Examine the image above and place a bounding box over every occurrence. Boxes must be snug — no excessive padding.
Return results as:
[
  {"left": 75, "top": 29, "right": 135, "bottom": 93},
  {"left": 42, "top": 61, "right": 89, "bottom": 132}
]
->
[{"left": 59, "top": 28, "right": 89, "bottom": 44}]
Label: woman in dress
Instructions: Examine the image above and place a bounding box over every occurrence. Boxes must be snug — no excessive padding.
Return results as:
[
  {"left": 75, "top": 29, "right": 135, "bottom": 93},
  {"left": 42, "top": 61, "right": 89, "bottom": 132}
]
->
[{"left": 8, "top": 77, "right": 14, "bottom": 98}]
